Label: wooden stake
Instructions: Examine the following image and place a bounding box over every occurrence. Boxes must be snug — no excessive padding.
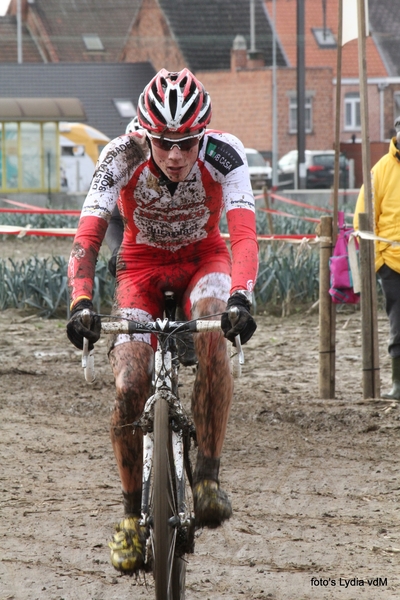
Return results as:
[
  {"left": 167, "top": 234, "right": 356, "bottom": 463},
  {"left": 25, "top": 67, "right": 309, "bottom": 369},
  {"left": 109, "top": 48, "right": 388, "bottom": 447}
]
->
[
  {"left": 358, "top": 213, "right": 380, "bottom": 398},
  {"left": 319, "top": 216, "right": 335, "bottom": 398},
  {"left": 356, "top": 0, "right": 380, "bottom": 398}
]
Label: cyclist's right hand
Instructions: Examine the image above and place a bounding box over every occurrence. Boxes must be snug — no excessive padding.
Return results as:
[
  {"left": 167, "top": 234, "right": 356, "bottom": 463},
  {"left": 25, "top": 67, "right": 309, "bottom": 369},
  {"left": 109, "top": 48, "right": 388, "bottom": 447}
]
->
[
  {"left": 66, "top": 299, "right": 101, "bottom": 350},
  {"left": 221, "top": 292, "right": 257, "bottom": 344}
]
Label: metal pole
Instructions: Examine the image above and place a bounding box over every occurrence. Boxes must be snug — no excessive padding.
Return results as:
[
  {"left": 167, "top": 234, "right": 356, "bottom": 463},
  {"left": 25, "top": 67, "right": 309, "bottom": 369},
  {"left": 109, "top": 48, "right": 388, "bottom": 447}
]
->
[
  {"left": 378, "top": 83, "right": 388, "bottom": 141},
  {"left": 250, "top": 0, "right": 256, "bottom": 53},
  {"left": 357, "top": 0, "right": 372, "bottom": 225},
  {"left": 47, "top": 151, "right": 51, "bottom": 205},
  {"left": 297, "top": 0, "right": 306, "bottom": 189},
  {"left": 272, "top": 0, "right": 278, "bottom": 186},
  {"left": 333, "top": 0, "right": 343, "bottom": 243},
  {"left": 17, "top": 0, "right": 22, "bottom": 64}
]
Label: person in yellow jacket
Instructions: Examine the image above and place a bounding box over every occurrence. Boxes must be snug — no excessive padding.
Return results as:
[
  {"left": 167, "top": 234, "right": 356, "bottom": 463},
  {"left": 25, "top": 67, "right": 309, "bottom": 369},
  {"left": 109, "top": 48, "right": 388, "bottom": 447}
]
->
[{"left": 354, "top": 117, "right": 400, "bottom": 399}]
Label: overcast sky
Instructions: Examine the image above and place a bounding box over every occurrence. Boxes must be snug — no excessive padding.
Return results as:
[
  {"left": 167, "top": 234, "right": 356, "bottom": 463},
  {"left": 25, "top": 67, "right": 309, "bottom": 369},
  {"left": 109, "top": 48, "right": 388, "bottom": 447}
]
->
[{"left": 0, "top": 0, "right": 10, "bottom": 16}]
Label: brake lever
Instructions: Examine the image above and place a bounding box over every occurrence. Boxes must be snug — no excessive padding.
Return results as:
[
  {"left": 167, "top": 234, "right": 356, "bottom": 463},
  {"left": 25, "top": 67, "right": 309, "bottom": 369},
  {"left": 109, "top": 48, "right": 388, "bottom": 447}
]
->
[
  {"left": 228, "top": 307, "right": 244, "bottom": 379},
  {"left": 228, "top": 307, "right": 245, "bottom": 365},
  {"left": 81, "top": 309, "right": 96, "bottom": 384}
]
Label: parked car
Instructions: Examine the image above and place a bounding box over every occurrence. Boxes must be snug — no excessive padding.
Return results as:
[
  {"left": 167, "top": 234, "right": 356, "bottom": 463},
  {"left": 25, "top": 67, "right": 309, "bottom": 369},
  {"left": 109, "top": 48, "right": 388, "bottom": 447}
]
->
[
  {"left": 245, "top": 148, "right": 272, "bottom": 190},
  {"left": 277, "top": 150, "right": 349, "bottom": 189}
]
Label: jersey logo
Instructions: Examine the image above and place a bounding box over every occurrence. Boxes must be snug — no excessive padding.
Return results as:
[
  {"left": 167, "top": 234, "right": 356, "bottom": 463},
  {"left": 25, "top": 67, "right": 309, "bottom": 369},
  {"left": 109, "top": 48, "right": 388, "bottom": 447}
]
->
[{"left": 205, "top": 137, "right": 243, "bottom": 175}]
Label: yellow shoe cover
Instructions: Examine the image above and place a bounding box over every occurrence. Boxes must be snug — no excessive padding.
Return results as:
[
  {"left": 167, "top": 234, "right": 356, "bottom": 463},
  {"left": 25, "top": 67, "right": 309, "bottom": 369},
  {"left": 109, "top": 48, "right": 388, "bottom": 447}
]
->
[
  {"left": 108, "top": 517, "right": 146, "bottom": 574},
  {"left": 193, "top": 480, "right": 232, "bottom": 529}
]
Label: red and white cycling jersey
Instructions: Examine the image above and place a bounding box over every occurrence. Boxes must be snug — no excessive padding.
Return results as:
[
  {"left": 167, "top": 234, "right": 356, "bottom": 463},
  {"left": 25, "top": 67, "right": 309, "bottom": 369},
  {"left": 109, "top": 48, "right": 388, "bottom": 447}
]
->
[{"left": 68, "top": 129, "right": 258, "bottom": 307}]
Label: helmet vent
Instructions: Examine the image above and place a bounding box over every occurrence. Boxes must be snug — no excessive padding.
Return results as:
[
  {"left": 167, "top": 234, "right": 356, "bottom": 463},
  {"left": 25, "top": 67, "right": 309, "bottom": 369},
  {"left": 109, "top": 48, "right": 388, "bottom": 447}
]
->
[
  {"left": 169, "top": 89, "right": 178, "bottom": 119},
  {"left": 181, "top": 100, "right": 198, "bottom": 124},
  {"left": 151, "top": 103, "right": 167, "bottom": 126},
  {"left": 152, "top": 80, "right": 165, "bottom": 104}
]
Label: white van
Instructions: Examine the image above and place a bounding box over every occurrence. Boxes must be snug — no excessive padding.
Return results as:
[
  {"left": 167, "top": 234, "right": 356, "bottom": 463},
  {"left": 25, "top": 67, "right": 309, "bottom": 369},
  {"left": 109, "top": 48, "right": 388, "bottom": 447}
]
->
[
  {"left": 59, "top": 122, "right": 110, "bottom": 193},
  {"left": 245, "top": 148, "right": 272, "bottom": 190}
]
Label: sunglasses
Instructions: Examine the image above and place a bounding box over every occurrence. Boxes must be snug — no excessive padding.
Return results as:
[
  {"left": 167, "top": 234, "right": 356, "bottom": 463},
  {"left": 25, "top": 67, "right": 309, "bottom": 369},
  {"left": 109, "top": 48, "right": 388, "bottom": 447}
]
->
[{"left": 147, "top": 131, "right": 204, "bottom": 152}]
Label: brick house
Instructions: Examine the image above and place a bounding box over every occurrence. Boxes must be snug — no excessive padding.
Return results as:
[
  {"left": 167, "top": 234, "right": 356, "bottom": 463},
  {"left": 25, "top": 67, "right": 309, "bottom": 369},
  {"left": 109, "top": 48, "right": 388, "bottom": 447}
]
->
[{"left": 1, "top": 0, "right": 400, "bottom": 188}]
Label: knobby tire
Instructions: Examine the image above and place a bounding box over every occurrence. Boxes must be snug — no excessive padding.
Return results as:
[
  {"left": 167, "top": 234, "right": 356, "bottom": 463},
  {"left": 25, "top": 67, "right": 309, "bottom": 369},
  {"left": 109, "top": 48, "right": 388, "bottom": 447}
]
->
[{"left": 153, "top": 397, "right": 186, "bottom": 599}]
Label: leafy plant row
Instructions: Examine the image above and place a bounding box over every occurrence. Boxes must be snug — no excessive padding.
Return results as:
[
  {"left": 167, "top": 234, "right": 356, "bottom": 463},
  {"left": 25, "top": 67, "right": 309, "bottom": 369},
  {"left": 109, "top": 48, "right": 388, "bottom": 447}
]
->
[
  {"left": 0, "top": 213, "right": 79, "bottom": 229},
  {"left": 0, "top": 256, "right": 115, "bottom": 317},
  {"left": 0, "top": 243, "right": 320, "bottom": 318},
  {"left": 0, "top": 205, "right": 325, "bottom": 317}
]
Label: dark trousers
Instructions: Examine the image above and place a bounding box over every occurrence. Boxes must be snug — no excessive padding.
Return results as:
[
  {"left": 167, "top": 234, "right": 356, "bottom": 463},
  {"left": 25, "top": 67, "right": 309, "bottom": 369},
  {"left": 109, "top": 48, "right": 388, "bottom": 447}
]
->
[{"left": 378, "top": 263, "right": 400, "bottom": 358}]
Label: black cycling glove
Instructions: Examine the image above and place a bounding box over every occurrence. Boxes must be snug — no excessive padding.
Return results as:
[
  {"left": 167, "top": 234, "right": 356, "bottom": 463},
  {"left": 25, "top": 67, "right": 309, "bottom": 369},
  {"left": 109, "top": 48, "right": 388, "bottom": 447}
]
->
[
  {"left": 66, "top": 299, "right": 101, "bottom": 350},
  {"left": 221, "top": 292, "right": 257, "bottom": 345}
]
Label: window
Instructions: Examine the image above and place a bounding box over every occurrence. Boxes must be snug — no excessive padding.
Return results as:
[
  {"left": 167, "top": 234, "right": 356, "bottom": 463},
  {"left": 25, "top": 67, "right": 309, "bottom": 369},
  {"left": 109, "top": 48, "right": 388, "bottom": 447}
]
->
[
  {"left": 344, "top": 93, "right": 361, "bottom": 130},
  {"left": 0, "top": 124, "right": 2, "bottom": 188},
  {"left": 0, "top": 121, "right": 59, "bottom": 192},
  {"left": 5, "top": 123, "right": 18, "bottom": 189},
  {"left": 82, "top": 34, "right": 104, "bottom": 51},
  {"left": 289, "top": 96, "right": 313, "bottom": 134},
  {"left": 21, "top": 122, "right": 41, "bottom": 189},
  {"left": 43, "top": 122, "right": 58, "bottom": 191},
  {"left": 394, "top": 92, "right": 400, "bottom": 122},
  {"left": 113, "top": 99, "right": 136, "bottom": 118},
  {"left": 312, "top": 28, "right": 337, "bottom": 48}
]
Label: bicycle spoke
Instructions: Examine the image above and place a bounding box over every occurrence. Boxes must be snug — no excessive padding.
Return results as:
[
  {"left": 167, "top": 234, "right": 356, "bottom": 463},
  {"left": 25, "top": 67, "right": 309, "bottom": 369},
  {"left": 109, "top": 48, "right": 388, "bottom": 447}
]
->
[{"left": 167, "top": 527, "right": 178, "bottom": 591}]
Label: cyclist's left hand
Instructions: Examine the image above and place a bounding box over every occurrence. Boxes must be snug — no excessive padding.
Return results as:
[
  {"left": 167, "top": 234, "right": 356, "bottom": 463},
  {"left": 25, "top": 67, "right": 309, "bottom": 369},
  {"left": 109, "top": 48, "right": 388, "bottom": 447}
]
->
[
  {"left": 221, "top": 292, "right": 257, "bottom": 344},
  {"left": 66, "top": 299, "right": 101, "bottom": 350}
]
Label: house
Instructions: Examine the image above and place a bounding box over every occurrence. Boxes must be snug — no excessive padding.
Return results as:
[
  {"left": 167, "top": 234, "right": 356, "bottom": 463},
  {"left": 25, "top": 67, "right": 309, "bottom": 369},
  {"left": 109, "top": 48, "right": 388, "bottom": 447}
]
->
[
  {"left": 123, "top": 0, "right": 287, "bottom": 72},
  {"left": 1, "top": 0, "right": 400, "bottom": 193}
]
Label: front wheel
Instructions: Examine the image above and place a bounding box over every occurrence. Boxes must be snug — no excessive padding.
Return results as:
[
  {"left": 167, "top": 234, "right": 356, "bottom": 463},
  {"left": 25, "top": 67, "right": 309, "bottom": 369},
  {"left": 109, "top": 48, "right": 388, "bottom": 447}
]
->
[{"left": 152, "top": 397, "right": 188, "bottom": 599}]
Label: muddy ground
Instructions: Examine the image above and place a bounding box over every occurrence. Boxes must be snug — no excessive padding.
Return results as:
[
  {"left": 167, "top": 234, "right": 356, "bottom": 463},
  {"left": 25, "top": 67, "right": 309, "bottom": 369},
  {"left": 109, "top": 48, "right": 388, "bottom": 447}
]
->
[{"left": 1, "top": 236, "right": 400, "bottom": 600}]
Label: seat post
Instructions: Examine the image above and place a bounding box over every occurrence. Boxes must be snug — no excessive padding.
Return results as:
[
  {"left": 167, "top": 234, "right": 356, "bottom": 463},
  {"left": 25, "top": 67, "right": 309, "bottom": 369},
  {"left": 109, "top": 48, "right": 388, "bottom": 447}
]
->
[{"left": 164, "top": 291, "right": 176, "bottom": 320}]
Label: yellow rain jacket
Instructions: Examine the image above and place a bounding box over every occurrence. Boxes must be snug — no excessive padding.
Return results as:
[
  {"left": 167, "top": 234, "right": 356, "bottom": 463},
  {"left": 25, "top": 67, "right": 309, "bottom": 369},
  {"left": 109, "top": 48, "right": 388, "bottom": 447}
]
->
[{"left": 354, "top": 138, "right": 400, "bottom": 273}]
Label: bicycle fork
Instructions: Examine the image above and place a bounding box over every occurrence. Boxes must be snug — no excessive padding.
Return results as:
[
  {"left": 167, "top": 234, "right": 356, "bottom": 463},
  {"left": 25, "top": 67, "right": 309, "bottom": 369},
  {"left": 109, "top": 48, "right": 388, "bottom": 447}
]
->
[{"left": 140, "top": 344, "right": 189, "bottom": 529}]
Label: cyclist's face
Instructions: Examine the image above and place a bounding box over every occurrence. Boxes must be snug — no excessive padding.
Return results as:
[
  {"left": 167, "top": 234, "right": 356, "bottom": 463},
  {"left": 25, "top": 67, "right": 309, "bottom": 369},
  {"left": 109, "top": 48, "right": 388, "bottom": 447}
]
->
[{"left": 149, "top": 131, "right": 201, "bottom": 182}]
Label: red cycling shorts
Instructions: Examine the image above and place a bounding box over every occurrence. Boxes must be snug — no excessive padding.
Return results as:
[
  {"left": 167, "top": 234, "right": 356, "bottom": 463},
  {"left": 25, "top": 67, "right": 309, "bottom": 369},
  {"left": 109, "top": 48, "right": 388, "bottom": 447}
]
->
[{"left": 110, "top": 236, "right": 232, "bottom": 348}]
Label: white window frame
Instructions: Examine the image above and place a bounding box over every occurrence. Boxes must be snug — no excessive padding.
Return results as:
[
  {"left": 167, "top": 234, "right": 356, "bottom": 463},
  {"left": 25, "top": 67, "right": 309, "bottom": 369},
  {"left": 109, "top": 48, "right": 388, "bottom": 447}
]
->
[
  {"left": 394, "top": 91, "right": 400, "bottom": 122},
  {"left": 344, "top": 93, "right": 361, "bottom": 130}
]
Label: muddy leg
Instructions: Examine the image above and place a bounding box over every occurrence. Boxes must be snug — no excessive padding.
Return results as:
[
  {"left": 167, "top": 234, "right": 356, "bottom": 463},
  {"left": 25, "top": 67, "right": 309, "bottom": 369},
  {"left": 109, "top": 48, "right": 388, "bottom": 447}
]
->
[
  {"left": 109, "top": 341, "right": 154, "bottom": 516},
  {"left": 191, "top": 298, "right": 233, "bottom": 483}
]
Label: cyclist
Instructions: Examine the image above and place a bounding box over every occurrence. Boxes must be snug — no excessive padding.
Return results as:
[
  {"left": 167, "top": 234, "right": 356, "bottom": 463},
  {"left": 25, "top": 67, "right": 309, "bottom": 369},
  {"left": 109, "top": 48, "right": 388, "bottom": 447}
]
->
[{"left": 66, "top": 68, "right": 258, "bottom": 574}]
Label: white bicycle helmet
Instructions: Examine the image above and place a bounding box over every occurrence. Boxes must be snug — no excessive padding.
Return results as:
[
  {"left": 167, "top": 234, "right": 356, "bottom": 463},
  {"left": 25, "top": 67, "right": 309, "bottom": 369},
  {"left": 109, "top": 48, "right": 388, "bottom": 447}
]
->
[
  {"left": 137, "top": 68, "right": 212, "bottom": 134},
  {"left": 125, "top": 116, "right": 140, "bottom": 134}
]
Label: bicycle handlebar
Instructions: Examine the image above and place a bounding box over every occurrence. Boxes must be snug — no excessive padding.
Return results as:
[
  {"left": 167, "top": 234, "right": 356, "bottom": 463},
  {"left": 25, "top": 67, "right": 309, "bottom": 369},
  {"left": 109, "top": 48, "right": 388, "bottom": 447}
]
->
[
  {"left": 100, "top": 318, "right": 222, "bottom": 335},
  {"left": 80, "top": 308, "right": 244, "bottom": 383}
]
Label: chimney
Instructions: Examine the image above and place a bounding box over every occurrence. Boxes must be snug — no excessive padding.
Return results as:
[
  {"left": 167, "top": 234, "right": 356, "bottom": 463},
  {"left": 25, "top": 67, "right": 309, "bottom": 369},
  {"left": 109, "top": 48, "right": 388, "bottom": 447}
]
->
[
  {"left": 247, "top": 50, "right": 265, "bottom": 68},
  {"left": 9, "top": 0, "right": 29, "bottom": 19},
  {"left": 231, "top": 34, "right": 247, "bottom": 71}
]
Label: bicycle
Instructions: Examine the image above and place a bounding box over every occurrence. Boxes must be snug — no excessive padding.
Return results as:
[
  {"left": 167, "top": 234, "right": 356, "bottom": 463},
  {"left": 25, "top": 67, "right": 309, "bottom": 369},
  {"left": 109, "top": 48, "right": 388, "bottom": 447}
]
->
[{"left": 81, "top": 291, "right": 243, "bottom": 600}]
